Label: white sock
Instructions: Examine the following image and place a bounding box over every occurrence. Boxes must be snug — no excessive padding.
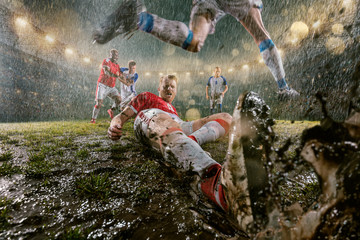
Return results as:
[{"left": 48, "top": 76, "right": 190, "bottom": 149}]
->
[
  {"left": 138, "top": 12, "right": 193, "bottom": 49},
  {"left": 92, "top": 107, "right": 100, "bottom": 119},
  {"left": 259, "top": 39, "right": 287, "bottom": 89},
  {"left": 190, "top": 120, "right": 228, "bottom": 145}
]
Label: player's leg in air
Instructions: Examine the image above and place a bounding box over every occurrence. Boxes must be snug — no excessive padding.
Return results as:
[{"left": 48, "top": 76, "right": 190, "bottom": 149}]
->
[
  {"left": 93, "top": 0, "right": 221, "bottom": 53},
  {"left": 239, "top": 6, "right": 299, "bottom": 97}
]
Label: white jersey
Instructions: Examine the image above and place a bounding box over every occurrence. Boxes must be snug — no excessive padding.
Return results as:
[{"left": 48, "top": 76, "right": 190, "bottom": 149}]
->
[
  {"left": 120, "top": 67, "right": 138, "bottom": 99},
  {"left": 207, "top": 75, "right": 227, "bottom": 98}
]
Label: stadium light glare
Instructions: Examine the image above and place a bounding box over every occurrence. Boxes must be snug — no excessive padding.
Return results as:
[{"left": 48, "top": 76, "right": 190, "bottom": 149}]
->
[
  {"left": 83, "top": 57, "right": 91, "bottom": 63},
  {"left": 145, "top": 72, "right": 151, "bottom": 76},
  {"left": 199, "top": 71, "right": 204, "bottom": 75},
  {"left": 242, "top": 64, "right": 249, "bottom": 70},
  {"left": 65, "top": 48, "right": 74, "bottom": 55},
  {"left": 159, "top": 72, "right": 163, "bottom": 76},
  {"left": 186, "top": 72, "right": 190, "bottom": 75},
  {"left": 312, "top": 20, "right": 321, "bottom": 29},
  {"left": 45, "top": 35, "right": 55, "bottom": 43},
  {"left": 15, "top": 17, "right": 28, "bottom": 27},
  {"left": 228, "top": 68, "right": 233, "bottom": 73},
  {"left": 259, "top": 58, "right": 264, "bottom": 64}
]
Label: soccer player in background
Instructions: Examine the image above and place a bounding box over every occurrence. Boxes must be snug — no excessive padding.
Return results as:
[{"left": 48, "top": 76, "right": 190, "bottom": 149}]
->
[
  {"left": 90, "top": 49, "right": 130, "bottom": 124},
  {"left": 206, "top": 67, "right": 228, "bottom": 114},
  {"left": 108, "top": 60, "right": 139, "bottom": 118},
  {"left": 93, "top": 0, "right": 299, "bottom": 98}
]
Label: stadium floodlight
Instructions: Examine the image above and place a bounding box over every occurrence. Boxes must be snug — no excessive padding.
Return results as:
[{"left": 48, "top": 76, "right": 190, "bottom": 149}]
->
[
  {"left": 312, "top": 20, "right": 321, "bottom": 29},
  {"left": 65, "top": 48, "right": 74, "bottom": 55},
  {"left": 242, "top": 64, "right": 249, "bottom": 70},
  {"left": 15, "top": 17, "right": 28, "bottom": 27},
  {"left": 45, "top": 35, "right": 55, "bottom": 43}
]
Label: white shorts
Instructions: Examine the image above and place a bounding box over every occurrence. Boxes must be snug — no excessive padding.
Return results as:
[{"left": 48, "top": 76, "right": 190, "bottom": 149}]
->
[
  {"left": 134, "top": 109, "right": 194, "bottom": 144},
  {"left": 96, "top": 82, "right": 120, "bottom": 101},
  {"left": 191, "top": 0, "right": 263, "bottom": 33},
  {"left": 120, "top": 92, "right": 136, "bottom": 110},
  {"left": 210, "top": 94, "right": 224, "bottom": 108}
]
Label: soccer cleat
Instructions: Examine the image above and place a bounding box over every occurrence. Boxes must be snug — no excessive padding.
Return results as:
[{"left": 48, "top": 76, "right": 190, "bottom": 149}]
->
[
  {"left": 90, "top": 118, "right": 96, "bottom": 124},
  {"left": 277, "top": 87, "right": 300, "bottom": 100},
  {"left": 93, "top": 0, "right": 146, "bottom": 44},
  {"left": 200, "top": 164, "right": 228, "bottom": 211},
  {"left": 107, "top": 109, "right": 114, "bottom": 119}
]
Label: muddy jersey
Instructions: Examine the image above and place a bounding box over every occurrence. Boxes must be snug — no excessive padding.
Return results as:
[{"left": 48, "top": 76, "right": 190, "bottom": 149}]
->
[
  {"left": 207, "top": 76, "right": 227, "bottom": 98},
  {"left": 120, "top": 67, "right": 138, "bottom": 98},
  {"left": 97, "top": 58, "right": 121, "bottom": 88},
  {"left": 129, "top": 92, "right": 178, "bottom": 117}
]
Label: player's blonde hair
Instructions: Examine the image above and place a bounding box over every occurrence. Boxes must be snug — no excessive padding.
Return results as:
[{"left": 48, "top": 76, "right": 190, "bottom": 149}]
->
[{"left": 159, "top": 74, "right": 178, "bottom": 85}]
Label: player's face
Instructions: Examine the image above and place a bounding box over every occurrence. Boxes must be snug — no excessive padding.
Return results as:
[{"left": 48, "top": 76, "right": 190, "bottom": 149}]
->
[
  {"left": 159, "top": 78, "right": 177, "bottom": 103},
  {"left": 214, "top": 69, "right": 221, "bottom": 77},
  {"left": 110, "top": 51, "right": 119, "bottom": 61},
  {"left": 129, "top": 65, "right": 136, "bottom": 72}
]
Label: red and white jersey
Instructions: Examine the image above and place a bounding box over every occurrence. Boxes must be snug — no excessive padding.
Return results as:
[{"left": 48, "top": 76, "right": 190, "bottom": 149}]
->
[
  {"left": 129, "top": 92, "right": 178, "bottom": 117},
  {"left": 97, "top": 58, "right": 121, "bottom": 88}
]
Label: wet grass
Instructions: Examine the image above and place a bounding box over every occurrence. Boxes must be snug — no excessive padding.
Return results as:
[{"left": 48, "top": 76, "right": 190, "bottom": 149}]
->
[
  {"left": 0, "top": 162, "right": 21, "bottom": 176},
  {"left": 0, "top": 197, "right": 12, "bottom": 230},
  {"left": 0, "top": 151, "right": 13, "bottom": 162},
  {"left": 0, "top": 118, "right": 321, "bottom": 238},
  {"left": 75, "top": 173, "right": 112, "bottom": 201}
]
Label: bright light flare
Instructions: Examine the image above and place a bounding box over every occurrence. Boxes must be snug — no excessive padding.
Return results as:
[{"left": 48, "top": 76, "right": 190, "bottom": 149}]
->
[
  {"left": 332, "top": 23, "right": 344, "bottom": 35},
  {"left": 242, "top": 64, "right": 249, "bottom": 70},
  {"left": 159, "top": 72, "right": 164, "bottom": 76},
  {"left": 45, "top": 35, "right": 55, "bottom": 43},
  {"left": 145, "top": 72, "right": 151, "bottom": 76},
  {"left": 259, "top": 58, "right": 264, "bottom": 64},
  {"left": 290, "top": 21, "right": 309, "bottom": 41},
  {"left": 83, "top": 57, "right": 91, "bottom": 63},
  {"left": 65, "top": 48, "right": 74, "bottom": 55},
  {"left": 228, "top": 68, "right": 233, "bottom": 73},
  {"left": 199, "top": 71, "right": 204, "bottom": 75},
  {"left": 15, "top": 17, "right": 28, "bottom": 27},
  {"left": 312, "top": 20, "right": 321, "bottom": 29}
]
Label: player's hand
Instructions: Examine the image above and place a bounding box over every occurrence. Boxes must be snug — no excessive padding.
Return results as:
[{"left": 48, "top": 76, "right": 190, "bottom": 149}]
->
[
  {"left": 206, "top": 95, "right": 209, "bottom": 100},
  {"left": 221, "top": 92, "right": 225, "bottom": 97},
  {"left": 108, "top": 124, "right": 122, "bottom": 140}
]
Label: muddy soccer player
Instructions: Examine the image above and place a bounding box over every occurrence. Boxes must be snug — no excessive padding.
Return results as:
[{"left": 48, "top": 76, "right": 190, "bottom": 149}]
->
[
  {"left": 108, "top": 74, "right": 233, "bottom": 211},
  {"left": 93, "top": 0, "right": 299, "bottom": 98}
]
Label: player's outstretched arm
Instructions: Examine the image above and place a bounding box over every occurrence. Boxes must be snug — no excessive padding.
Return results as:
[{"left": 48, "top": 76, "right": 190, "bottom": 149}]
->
[
  {"left": 108, "top": 107, "right": 135, "bottom": 140},
  {"left": 117, "top": 75, "right": 133, "bottom": 87}
]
